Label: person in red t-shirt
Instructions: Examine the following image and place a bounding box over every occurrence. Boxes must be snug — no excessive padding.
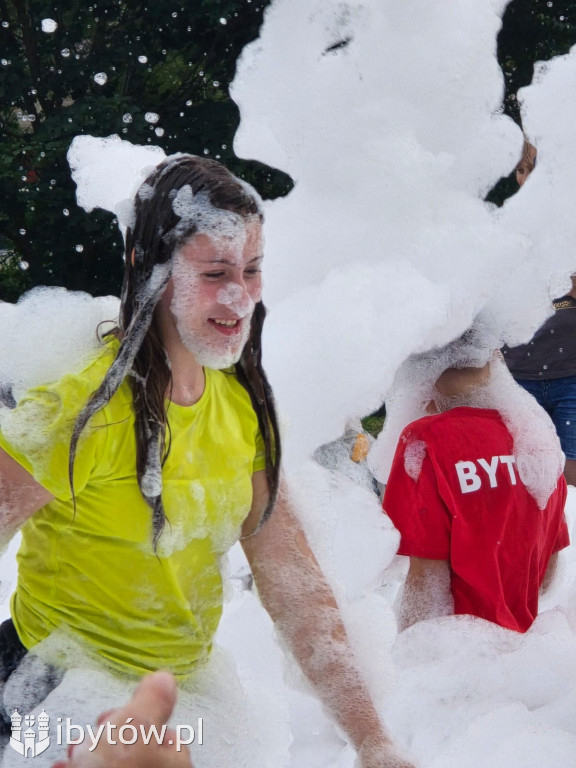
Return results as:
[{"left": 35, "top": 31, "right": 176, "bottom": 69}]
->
[{"left": 383, "top": 360, "right": 569, "bottom": 633}]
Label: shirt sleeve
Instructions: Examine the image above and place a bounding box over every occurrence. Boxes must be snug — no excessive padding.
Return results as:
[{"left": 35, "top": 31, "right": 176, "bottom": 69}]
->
[
  {"left": 382, "top": 426, "right": 452, "bottom": 560},
  {"left": 0, "top": 372, "right": 104, "bottom": 501}
]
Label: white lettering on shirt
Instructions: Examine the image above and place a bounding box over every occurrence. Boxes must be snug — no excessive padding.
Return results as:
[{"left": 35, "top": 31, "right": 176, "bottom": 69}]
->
[
  {"left": 454, "top": 455, "right": 517, "bottom": 494},
  {"left": 477, "top": 457, "right": 499, "bottom": 488},
  {"left": 455, "top": 461, "right": 482, "bottom": 493},
  {"left": 498, "top": 455, "right": 517, "bottom": 485}
]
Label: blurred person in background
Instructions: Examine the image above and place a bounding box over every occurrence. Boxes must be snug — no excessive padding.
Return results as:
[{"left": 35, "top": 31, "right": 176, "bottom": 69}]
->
[{"left": 502, "top": 141, "right": 576, "bottom": 487}]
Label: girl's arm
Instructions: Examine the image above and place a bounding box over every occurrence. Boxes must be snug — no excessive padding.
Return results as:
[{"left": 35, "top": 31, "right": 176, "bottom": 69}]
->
[{"left": 241, "top": 472, "right": 415, "bottom": 768}]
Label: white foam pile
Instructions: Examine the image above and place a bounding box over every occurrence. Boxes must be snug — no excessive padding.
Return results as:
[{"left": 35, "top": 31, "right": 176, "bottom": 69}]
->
[
  {"left": 0, "top": 288, "right": 118, "bottom": 402},
  {"left": 1, "top": 1, "right": 576, "bottom": 766},
  {"left": 67, "top": 135, "right": 166, "bottom": 233},
  {"left": 232, "top": 0, "right": 576, "bottom": 467},
  {"left": 230, "top": 2, "right": 576, "bottom": 763}
]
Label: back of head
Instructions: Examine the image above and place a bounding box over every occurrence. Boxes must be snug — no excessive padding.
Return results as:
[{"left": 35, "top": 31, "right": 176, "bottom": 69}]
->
[
  {"left": 435, "top": 362, "right": 491, "bottom": 397},
  {"left": 406, "top": 317, "right": 499, "bottom": 414},
  {"left": 428, "top": 320, "right": 496, "bottom": 411},
  {"left": 408, "top": 314, "right": 498, "bottom": 387}
]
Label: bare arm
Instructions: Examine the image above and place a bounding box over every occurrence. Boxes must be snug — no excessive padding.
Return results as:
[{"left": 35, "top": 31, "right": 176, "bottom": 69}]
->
[
  {"left": 396, "top": 557, "right": 453, "bottom": 632},
  {"left": 0, "top": 447, "right": 53, "bottom": 545},
  {"left": 241, "top": 472, "right": 415, "bottom": 768}
]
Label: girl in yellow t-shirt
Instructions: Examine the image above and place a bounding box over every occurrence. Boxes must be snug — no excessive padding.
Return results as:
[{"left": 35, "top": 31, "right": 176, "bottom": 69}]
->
[{"left": 0, "top": 155, "right": 412, "bottom": 768}]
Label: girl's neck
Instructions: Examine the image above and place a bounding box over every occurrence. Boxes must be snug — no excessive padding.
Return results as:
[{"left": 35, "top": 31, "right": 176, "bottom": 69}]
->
[{"left": 165, "top": 343, "right": 206, "bottom": 406}]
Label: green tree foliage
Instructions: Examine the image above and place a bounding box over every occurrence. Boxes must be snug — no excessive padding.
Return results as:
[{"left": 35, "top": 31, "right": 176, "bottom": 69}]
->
[
  {"left": 499, "top": 0, "right": 576, "bottom": 124},
  {"left": 0, "top": 0, "right": 291, "bottom": 301}
]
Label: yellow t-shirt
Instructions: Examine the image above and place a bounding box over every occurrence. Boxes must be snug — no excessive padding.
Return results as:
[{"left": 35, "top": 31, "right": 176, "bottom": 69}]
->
[{"left": 0, "top": 339, "right": 266, "bottom": 678}]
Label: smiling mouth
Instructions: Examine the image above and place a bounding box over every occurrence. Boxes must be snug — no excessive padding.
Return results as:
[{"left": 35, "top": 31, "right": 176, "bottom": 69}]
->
[
  {"left": 209, "top": 318, "right": 242, "bottom": 336},
  {"left": 213, "top": 318, "right": 239, "bottom": 327}
]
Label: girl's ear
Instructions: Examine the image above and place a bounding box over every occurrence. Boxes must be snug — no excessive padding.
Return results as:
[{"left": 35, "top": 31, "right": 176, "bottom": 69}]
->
[{"left": 131, "top": 248, "right": 136, "bottom": 267}]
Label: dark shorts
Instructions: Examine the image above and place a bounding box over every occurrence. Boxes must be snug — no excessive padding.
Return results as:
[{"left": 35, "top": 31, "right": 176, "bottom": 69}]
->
[
  {"left": 0, "top": 619, "right": 27, "bottom": 735},
  {"left": 0, "top": 619, "right": 61, "bottom": 743},
  {"left": 0, "top": 619, "right": 27, "bottom": 683},
  {"left": 516, "top": 375, "right": 576, "bottom": 460}
]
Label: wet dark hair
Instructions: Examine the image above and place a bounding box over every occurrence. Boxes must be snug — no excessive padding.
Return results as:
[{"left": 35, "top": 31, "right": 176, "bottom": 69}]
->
[{"left": 69, "top": 155, "right": 281, "bottom": 546}]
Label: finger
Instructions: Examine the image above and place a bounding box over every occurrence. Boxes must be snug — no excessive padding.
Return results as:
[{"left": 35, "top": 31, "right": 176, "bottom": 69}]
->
[
  {"left": 123, "top": 670, "right": 178, "bottom": 725},
  {"left": 96, "top": 708, "right": 119, "bottom": 726}
]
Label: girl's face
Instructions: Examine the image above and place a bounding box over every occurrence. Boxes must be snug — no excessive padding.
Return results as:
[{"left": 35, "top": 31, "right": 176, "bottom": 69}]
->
[{"left": 160, "top": 217, "right": 263, "bottom": 369}]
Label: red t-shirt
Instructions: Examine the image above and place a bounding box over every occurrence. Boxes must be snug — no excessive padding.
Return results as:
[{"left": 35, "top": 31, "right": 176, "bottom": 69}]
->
[{"left": 383, "top": 407, "right": 569, "bottom": 632}]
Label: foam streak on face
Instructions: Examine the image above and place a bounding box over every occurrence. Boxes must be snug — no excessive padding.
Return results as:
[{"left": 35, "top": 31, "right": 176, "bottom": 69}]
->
[{"left": 169, "top": 219, "right": 263, "bottom": 370}]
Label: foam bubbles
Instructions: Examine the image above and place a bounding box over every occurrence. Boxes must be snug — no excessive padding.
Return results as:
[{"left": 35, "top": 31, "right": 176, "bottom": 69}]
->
[
  {"left": 171, "top": 186, "right": 252, "bottom": 243},
  {"left": 403, "top": 440, "right": 427, "bottom": 482},
  {"left": 216, "top": 282, "right": 255, "bottom": 316},
  {"left": 231, "top": 0, "right": 576, "bottom": 470},
  {"left": 41, "top": 18, "right": 57, "bottom": 33},
  {"left": 67, "top": 134, "right": 166, "bottom": 232},
  {"left": 4, "top": 2, "right": 576, "bottom": 766},
  {"left": 229, "top": 2, "right": 576, "bottom": 763},
  {"left": 0, "top": 288, "right": 119, "bottom": 401}
]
